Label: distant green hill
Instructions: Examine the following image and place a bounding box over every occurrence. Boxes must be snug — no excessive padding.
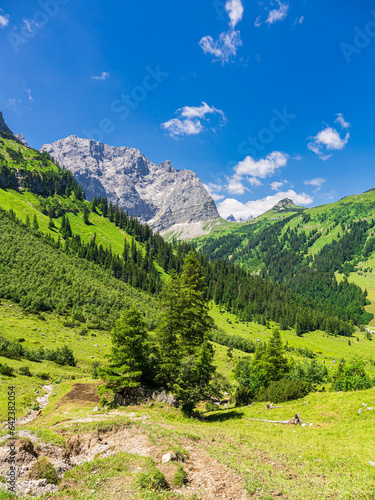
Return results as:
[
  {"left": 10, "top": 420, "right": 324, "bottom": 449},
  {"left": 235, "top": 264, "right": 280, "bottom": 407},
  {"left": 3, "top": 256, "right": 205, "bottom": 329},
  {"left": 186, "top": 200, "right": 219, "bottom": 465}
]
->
[{"left": 196, "top": 191, "right": 375, "bottom": 327}]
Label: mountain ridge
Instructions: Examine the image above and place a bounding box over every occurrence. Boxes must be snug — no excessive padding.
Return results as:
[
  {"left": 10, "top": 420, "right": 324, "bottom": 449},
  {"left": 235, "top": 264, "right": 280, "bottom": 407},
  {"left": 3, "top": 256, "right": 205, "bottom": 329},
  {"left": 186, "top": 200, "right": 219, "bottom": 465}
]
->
[{"left": 40, "top": 135, "right": 219, "bottom": 232}]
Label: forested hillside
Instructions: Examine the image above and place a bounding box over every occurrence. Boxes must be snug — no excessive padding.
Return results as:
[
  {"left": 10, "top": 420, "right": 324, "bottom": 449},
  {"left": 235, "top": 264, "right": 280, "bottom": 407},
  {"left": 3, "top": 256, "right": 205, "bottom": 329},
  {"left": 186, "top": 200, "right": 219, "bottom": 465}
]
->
[
  {"left": 0, "top": 134, "right": 370, "bottom": 337},
  {"left": 196, "top": 192, "right": 375, "bottom": 329}
]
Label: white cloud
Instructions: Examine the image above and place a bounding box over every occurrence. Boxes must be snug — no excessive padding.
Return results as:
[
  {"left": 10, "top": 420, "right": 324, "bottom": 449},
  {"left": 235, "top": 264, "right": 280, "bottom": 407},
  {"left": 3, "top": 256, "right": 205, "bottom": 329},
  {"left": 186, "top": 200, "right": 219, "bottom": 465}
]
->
[
  {"left": 266, "top": 2, "right": 289, "bottom": 24},
  {"left": 304, "top": 177, "right": 326, "bottom": 187},
  {"left": 225, "top": 0, "right": 244, "bottom": 28},
  {"left": 255, "top": 1, "right": 289, "bottom": 27},
  {"left": 0, "top": 14, "right": 10, "bottom": 28},
  {"left": 199, "top": 30, "right": 242, "bottom": 64},
  {"left": 227, "top": 178, "right": 246, "bottom": 195},
  {"left": 179, "top": 102, "right": 226, "bottom": 121},
  {"left": 91, "top": 72, "right": 110, "bottom": 81},
  {"left": 271, "top": 181, "right": 284, "bottom": 191},
  {"left": 6, "top": 98, "right": 21, "bottom": 113},
  {"left": 335, "top": 113, "right": 350, "bottom": 129},
  {"left": 22, "top": 19, "right": 38, "bottom": 32},
  {"left": 308, "top": 127, "right": 350, "bottom": 160},
  {"left": 293, "top": 16, "right": 304, "bottom": 26},
  {"left": 308, "top": 116, "right": 350, "bottom": 160},
  {"left": 226, "top": 151, "right": 288, "bottom": 193},
  {"left": 161, "top": 119, "right": 203, "bottom": 137},
  {"left": 203, "top": 183, "right": 225, "bottom": 201},
  {"left": 235, "top": 151, "right": 288, "bottom": 178},
  {"left": 217, "top": 190, "right": 313, "bottom": 220},
  {"left": 199, "top": 0, "right": 244, "bottom": 63},
  {"left": 25, "top": 88, "right": 33, "bottom": 101},
  {"left": 248, "top": 177, "right": 263, "bottom": 187},
  {"left": 162, "top": 102, "right": 227, "bottom": 137}
]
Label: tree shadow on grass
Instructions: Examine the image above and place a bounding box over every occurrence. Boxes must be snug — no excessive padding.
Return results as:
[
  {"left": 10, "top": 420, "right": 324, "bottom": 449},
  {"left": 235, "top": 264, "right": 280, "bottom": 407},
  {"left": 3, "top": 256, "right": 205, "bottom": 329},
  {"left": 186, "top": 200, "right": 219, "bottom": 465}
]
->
[{"left": 202, "top": 410, "right": 245, "bottom": 422}]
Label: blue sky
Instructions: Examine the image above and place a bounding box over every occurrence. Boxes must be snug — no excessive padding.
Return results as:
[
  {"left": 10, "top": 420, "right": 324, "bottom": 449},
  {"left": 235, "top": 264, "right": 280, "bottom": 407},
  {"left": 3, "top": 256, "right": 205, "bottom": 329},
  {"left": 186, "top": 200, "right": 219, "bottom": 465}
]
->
[{"left": 1, "top": 0, "right": 375, "bottom": 219}]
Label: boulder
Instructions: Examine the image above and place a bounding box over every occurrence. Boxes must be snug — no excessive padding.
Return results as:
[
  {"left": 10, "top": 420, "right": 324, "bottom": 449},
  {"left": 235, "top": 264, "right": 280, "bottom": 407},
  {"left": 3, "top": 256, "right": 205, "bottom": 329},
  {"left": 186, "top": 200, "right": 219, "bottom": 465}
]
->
[
  {"left": 152, "top": 387, "right": 177, "bottom": 406},
  {"left": 162, "top": 452, "right": 178, "bottom": 464}
]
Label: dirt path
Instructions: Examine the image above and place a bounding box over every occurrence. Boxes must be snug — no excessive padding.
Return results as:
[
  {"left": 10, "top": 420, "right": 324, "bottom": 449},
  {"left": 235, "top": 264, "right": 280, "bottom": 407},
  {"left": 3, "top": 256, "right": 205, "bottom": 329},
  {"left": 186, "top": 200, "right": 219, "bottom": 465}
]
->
[{"left": 17, "top": 384, "right": 54, "bottom": 425}]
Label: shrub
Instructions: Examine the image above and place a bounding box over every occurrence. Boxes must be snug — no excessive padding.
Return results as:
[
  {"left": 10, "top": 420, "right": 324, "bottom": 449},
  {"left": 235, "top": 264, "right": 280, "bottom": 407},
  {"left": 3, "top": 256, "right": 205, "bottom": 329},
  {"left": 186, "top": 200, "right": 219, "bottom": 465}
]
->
[
  {"left": 91, "top": 361, "right": 100, "bottom": 379},
  {"left": 136, "top": 466, "right": 168, "bottom": 491},
  {"left": 287, "top": 359, "right": 328, "bottom": 385},
  {"left": 29, "top": 457, "right": 58, "bottom": 484},
  {"left": 172, "top": 464, "right": 187, "bottom": 487},
  {"left": 18, "top": 366, "right": 32, "bottom": 377},
  {"left": 37, "top": 372, "right": 50, "bottom": 380},
  {"left": 0, "top": 364, "right": 15, "bottom": 376},
  {"left": 332, "top": 357, "right": 372, "bottom": 391},
  {"left": 233, "top": 357, "right": 267, "bottom": 405},
  {"left": 257, "top": 378, "right": 311, "bottom": 403}
]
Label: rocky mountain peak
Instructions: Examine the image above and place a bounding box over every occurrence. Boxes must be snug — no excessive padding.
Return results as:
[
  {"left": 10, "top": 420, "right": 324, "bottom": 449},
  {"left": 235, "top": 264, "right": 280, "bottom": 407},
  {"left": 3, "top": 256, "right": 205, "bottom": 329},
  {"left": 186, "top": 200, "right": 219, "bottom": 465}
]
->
[
  {"left": 0, "top": 111, "right": 15, "bottom": 136},
  {"left": 16, "top": 134, "right": 30, "bottom": 147},
  {"left": 273, "top": 198, "right": 295, "bottom": 211},
  {"left": 41, "top": 135, "right": 220, "bottom": 232}
]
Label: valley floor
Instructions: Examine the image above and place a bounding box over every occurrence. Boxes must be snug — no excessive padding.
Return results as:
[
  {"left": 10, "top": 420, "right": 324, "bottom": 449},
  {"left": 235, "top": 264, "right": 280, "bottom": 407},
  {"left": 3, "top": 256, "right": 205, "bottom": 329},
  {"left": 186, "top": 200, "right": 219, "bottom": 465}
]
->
[
  {"left": 1, "top": 381, "right": 375, "bottom": 499},
  {"left": 1, "top": 301, "right": 375, "bottom": 499}
]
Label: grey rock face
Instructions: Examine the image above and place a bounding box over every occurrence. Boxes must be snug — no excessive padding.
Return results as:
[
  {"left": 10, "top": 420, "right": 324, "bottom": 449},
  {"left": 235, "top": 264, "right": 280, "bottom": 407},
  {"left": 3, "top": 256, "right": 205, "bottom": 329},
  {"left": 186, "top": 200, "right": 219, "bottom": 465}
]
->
[
  {"left": 0, "top": 111, "right": 15, "bottom": 136},
  {"left": 41, "top": 135, "right": 219, "bottom": 232},
  {"left": 273, "top": 198, "right": 295, "bottom": 211},
  {"left": 16, "top": 134, "right": 30, "bottom": 147}
]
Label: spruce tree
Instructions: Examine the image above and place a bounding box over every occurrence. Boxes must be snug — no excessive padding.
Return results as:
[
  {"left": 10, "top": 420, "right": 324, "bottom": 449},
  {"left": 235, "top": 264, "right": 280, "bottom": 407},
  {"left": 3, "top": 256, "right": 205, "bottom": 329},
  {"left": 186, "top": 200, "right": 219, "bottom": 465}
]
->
[
  {"left": 83, "top": 205, "right": 90, "bottom": 225},
  {"left": 263, "top": 327, "right": 290, "bottom": 382},
  {"left": 99, "top": 307, "right": 148, "bottom": 392},
  {"left": 156, "top": 271, "right": 183, "bottom": 384},
  {"left": 33, "top": 214, "right": 39, "bottom": 231},
  {"left": 156, "top": 250, "right": 215, "bottom": 414},
  {"left": 180, "top": 251, "right": 212, "bottom": 353}
]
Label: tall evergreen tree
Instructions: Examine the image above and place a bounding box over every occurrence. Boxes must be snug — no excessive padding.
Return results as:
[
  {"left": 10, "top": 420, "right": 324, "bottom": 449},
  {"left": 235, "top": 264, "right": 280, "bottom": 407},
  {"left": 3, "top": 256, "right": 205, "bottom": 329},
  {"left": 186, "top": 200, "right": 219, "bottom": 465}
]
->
[
  {"left": 83, "top": 205, "right": 90, "bottom": 225},
  {"left": 33, "top": 214, "right": 39, "bottom": 231},
  {"left": 180, "top": 251, "right": 213, "bottom": 352},
  {"left": 99, "top": 307, "right": 148, "bottom": 391},
  {"left": 156, "top": 271, "right": 183, "bottom": 384}
]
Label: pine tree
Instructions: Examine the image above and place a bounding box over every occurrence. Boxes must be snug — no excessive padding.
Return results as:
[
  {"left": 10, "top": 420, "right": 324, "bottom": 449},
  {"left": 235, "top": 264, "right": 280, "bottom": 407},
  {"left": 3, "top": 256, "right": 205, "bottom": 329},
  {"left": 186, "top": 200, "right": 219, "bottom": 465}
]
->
[
  {"left": 156, "top": 271, "right": 183, "bottom": 384},
  {"left": 33, "top": 214, "right": 39, "bottom": 231},
  {"left": 83, "top": 205, "right": 90, "bottom": 225},
  {"left": 156, "top": 251, "right": 216, "bottom": 414},
  {"left": 99, "top": 308, "right": 148, "bottom": 392},
  {"left": 179, "top": 251, "right": 213, "bottom": 353},
  {"left": 263, "top": 327, "right": 290, "bottom": 382}
]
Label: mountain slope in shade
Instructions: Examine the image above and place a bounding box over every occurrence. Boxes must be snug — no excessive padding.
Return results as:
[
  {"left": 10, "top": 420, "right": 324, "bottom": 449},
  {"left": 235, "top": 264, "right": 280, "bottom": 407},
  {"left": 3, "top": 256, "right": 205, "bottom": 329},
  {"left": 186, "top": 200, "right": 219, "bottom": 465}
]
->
[
  {"left": 0, "top": 111, "right": 15, "bottom": 137},
  {"left": 40, "top": 135, "right": 219, "bottom": 232}
]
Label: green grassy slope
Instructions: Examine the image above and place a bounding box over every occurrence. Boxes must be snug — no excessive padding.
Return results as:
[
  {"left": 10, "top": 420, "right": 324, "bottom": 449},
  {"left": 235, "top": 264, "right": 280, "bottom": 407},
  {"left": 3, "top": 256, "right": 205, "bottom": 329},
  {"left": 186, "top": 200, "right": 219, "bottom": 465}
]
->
[
  {"left": 3, "top": 376, "right": 374, "bottom": 499},
  {"left": 0, "top": 136, "right": 168, "bottom": 282},
  {"left": 195, "top": 189, "right": 375, "bottom": 324}
]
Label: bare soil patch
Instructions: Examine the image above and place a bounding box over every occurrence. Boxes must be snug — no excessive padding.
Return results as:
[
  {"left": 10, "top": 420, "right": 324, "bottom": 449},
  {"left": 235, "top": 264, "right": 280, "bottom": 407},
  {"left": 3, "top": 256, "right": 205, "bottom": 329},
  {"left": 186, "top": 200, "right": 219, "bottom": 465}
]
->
[{"left": 55, "top": 383, "right": 100, "bottom": 409}]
